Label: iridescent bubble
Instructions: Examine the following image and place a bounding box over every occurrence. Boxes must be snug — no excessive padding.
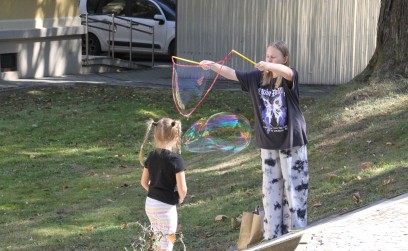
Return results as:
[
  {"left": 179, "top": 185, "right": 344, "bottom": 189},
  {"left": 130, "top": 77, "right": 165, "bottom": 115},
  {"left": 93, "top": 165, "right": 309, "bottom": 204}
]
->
[{"left": 182, "top": 112, "right": 251, "bottom": 154}]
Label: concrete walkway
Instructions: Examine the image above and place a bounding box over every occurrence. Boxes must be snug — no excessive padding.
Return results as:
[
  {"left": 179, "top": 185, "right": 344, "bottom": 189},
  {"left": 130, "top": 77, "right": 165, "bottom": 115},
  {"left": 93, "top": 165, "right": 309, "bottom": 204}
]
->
[
  {"left": 247, "top": 193, "right": 408, "bottom": 251},
  {"left": 0, "top": 62, "right": 336, "bottom": 97}
]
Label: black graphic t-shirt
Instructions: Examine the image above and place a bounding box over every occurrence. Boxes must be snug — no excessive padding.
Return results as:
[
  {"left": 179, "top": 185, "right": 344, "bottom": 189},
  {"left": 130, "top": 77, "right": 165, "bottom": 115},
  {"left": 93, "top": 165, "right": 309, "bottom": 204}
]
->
[
  {"left": 144, "top": 149, "right": 186, "bottom": 205},
  {"left": 236, "top": 68, "right": 308, "bottom": 150}
]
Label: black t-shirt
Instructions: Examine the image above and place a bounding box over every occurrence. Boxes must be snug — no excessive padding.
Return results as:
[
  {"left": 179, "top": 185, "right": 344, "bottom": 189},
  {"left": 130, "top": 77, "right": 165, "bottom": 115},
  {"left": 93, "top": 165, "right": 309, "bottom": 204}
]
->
[
  {"left": 236, "top": 68, "right": 308, "bottom": 150},
  {"left": 144, "top": 149, "right": 186, "bottom": 205}
]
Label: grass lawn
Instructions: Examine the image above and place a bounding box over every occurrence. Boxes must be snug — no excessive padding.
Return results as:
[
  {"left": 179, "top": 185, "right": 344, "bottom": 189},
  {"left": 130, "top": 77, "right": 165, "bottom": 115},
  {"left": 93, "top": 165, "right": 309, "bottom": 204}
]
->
[{"left": 0, "top": 79, "right": 407, "bottom": 250}]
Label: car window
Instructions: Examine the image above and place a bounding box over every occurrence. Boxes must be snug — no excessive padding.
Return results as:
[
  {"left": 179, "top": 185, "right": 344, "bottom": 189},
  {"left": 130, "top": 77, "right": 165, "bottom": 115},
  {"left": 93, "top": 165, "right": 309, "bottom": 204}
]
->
[
  {"left": 130, "top": 0, "right": 160, "bottom": 19},
  {"left": 88, "top": 0, "right": 126, "bottom": 16},
  {"left": 101, "top": 0, "right": 126, "bottom": 15},
  {"left": 154, "top": 0, "right": 176, "bottom": 21},
  {"left": 86, "top": 0, "right": 100, "bottom": 14}
]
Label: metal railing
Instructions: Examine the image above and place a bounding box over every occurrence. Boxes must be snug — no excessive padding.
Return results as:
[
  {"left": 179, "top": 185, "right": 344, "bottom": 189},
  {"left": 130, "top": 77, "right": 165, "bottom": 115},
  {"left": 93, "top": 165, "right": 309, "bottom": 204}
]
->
[{"left": 81, "top": 13, "right": 155, "bottom": 67}]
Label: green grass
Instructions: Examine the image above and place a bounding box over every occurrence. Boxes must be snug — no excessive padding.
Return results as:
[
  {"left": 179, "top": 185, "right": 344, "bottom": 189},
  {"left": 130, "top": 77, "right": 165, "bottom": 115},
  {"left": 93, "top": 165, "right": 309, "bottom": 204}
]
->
[{"left": 0, "top": 80, "right": 407, "bottom": 250}]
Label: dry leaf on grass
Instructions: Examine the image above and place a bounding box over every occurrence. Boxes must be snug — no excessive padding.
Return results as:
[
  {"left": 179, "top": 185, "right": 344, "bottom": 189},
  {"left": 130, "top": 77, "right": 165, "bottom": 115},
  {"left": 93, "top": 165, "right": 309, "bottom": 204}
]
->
[
  {"left": 312, "top": 202, "right": 322, "bottom": 208},
  {"left": 324, "top": 173, "right": 338, "bottom": 179},
  {"left": 168, "top": 234, "right": 176, "bottom": 243},
  {"left": 352, "top": 192, "right": 362, "bottom": 204},
  {"left": 383, "top": 176, "right": 394, "bottom": 186},
  {"left": 360, "top": 162, "right": 374, "bottom": 170},
  {"left": 215, "top": 215, "right": 228, "bottom": 222}
]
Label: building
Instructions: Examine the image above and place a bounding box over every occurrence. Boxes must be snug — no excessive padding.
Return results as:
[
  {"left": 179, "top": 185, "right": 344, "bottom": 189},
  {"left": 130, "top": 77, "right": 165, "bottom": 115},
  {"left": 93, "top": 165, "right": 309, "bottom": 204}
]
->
[
  {"left": 0, "top": 0, "right": 84, "bottom": 80},
  {"left": 176, "top": 0, "right": 381, "bottom": 85}
]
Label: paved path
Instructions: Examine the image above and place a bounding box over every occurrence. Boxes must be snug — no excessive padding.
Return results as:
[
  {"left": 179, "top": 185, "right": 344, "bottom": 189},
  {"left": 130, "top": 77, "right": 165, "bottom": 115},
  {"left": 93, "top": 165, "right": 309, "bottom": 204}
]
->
[
  {"left": 246, "top": 193, "right": 408, "bottom": 251},
  {"left": 295, "top": 193, "right": 408, "bottom": 251},
  {"left": 0, "top": 63, "right": 336, "bottom": 97}
]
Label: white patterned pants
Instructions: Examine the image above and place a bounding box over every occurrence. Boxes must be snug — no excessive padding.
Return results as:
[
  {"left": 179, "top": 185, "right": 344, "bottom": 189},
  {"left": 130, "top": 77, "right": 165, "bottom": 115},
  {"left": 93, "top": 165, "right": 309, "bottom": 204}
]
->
[
  {"left": 260, "top": 145, "right": 309, "bottom": 240},
  {"left": 145, "top": 197, "right": 178, "bottom": 250}
]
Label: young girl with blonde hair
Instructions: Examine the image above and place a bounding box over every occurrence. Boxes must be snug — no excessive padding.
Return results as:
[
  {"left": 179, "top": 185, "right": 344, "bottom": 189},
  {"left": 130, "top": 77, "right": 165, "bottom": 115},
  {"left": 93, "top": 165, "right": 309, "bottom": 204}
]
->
[
  {"left": 201, "top": 40, "right": 309, "bottom": 240},
  {"left": 140, "top": 118, "right": 187, "bottom": 250}
]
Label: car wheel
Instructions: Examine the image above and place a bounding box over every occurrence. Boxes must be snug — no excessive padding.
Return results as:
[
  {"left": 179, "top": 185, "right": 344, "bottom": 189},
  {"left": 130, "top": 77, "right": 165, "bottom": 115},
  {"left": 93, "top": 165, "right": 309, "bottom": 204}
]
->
[{"left": 82, "top": 33, "right": 101, "bottom": 56}]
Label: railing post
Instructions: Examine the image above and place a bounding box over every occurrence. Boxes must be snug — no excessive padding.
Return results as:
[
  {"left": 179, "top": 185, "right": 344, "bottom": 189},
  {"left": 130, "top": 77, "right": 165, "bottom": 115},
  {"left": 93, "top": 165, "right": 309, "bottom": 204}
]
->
[
  {"left": 129, "top": 20, "right": 133, "bottom": 67},
  {"left": 111, "top": 14, "right": 115, "bottom": 60},
  {"left": 151, "top": 26, "right": 155, "bottom": 68},
  {"left": 85, "top": 14, "right": 89, "bottom": 61}
]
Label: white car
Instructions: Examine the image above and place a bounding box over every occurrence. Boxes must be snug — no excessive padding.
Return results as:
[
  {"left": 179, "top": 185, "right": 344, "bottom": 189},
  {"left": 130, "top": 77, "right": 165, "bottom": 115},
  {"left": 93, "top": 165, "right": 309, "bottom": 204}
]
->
[{"left": 79, "top": 0, "right": 176, "bottom": 56}]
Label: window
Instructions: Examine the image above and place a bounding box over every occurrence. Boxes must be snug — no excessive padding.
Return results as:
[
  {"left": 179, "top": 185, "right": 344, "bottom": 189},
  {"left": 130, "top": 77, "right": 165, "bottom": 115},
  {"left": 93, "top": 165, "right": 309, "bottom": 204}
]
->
[
  {"left": 89, "top": 0, "right": 126, "bottom": 15},
  {"left": 101, "top": 0, "right": 126, "bottom": 15},
  {"left": 86, "top": 0, "right": 100, "bottom": 14},
  {"left": 130, "top": 0, "right": 160, "bottom": 19},
  {"left": 1, "top": 53, "right": 17, "bottom": 72}
]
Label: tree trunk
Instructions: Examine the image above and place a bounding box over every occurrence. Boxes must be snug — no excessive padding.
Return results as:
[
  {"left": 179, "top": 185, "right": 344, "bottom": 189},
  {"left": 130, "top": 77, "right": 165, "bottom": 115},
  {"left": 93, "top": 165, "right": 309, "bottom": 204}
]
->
[{"left": 356, "top": 0, "right": 408, "bottom": 82}]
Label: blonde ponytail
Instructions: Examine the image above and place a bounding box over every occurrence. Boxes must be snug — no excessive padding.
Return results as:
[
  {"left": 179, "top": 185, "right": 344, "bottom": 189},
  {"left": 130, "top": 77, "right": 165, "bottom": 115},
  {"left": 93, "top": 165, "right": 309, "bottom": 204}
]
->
[
  {"left": 139, "top": 118, "right": 183, "bottom": 166},
  {"left": 139, "top": 119, "right": 155, "bottom": 166}
]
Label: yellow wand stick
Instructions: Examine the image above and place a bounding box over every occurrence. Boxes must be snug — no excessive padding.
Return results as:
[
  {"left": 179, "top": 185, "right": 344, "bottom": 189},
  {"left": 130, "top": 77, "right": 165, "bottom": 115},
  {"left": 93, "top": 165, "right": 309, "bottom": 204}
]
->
[
  {"left": 172, "top": 56, "right": 201, "bottom": 65},
  {"left": 173, "top": 50, "right": 256, "bottom": 65},
  {"left": 232, "top": 50, "right": 256, "bottom": 65}
]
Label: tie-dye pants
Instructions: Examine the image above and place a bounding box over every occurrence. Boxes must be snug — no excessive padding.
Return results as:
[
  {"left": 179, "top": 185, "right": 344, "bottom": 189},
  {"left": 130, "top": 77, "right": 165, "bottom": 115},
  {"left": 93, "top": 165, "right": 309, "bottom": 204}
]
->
[
  {"left": 145, "top": 197, "right": 178, "bottom": 250},
  {"left": 260, "top": 145, "right": 309, "bottom": 240}
]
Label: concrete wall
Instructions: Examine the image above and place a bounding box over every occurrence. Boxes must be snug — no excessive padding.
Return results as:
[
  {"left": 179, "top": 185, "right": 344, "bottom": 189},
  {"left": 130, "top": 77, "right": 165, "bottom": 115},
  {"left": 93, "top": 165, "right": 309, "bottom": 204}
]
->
[
  {"left": 176, "top": 0, "right": 381, "bottom": 85},
  {"left": 0, "top": 0, "right": 84, "bottom": 80}
]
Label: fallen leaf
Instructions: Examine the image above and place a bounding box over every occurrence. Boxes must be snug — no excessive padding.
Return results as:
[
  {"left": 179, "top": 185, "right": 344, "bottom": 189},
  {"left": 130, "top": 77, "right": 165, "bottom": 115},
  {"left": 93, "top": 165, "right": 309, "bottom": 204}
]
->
[
  {"left": 383, "top": 176, "right": 394, "bottom": 186},
  {"left": 85, "top": 226, "right": 95, "bottom": 232},
  {"left": 231, "top": 215, "right": 242, "bottom": 229},
  {"left": 360, "top": 162, "right": 374, "bottom": 170},
  {"left": 215, "top": 215, "right": 228, "bottom": 222},
  {"left": 168, "top": 234, "right": 176, "bottom": 243},
  {"left": 312, "top": 202, "right": 322, "bottom": 208},
  {"left": 352, "top": 192, "right": 362, "bottom": 204},
  {"left": 324, "top": 173, "right": 338, "bottom": 179}
]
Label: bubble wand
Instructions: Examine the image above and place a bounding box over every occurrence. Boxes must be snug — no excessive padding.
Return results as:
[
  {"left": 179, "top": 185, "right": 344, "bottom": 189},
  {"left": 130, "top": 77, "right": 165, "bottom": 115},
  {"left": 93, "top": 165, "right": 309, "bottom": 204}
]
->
[
  {"left": 173, "top": 50, "right": 256, "bottom": 65},
  {"left": 172, "top": 56, "right": 201, "bottom": 65},
  {"left": 231, "top": 50, "right": 256, "bottom": 65},
  {"left": 171, "top": 50, "right": 257, "bottom": 118}
]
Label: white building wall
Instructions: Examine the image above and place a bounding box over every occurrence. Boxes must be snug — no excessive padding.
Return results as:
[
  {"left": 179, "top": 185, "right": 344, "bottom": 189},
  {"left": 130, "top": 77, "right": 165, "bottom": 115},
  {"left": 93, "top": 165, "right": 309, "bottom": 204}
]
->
[{"left": 176, "top": 0, "right": 381, "bottom": 85}]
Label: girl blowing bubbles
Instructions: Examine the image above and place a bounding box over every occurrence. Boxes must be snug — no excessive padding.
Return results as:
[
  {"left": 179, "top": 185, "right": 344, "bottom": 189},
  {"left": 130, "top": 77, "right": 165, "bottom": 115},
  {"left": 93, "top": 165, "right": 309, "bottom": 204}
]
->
[
  {"left": 140, "top": 118, "right": 187, "bottom": 250},
  {"left": 201, "top": 41, "right": 309, "bottom": 240}
]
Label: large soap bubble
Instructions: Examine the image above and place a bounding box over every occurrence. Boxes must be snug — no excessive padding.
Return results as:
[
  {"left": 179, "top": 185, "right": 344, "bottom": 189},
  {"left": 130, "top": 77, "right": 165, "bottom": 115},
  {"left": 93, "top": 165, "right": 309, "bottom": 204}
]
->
[{"left": 182, "top": 112, "right": 251, "bottom": 154}]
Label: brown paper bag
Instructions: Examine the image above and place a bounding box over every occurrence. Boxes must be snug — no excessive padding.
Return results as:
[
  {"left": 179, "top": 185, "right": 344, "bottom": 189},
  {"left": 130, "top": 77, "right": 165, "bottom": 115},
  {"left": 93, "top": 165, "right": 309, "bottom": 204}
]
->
[{"left": 237, "top": 212, "right": 264, "bottom": 250}]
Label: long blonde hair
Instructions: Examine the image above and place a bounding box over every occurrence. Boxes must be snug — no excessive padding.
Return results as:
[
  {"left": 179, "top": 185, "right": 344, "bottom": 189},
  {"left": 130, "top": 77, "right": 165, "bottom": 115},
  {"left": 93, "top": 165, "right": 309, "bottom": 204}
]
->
[
  {"left": 139, "top": 118, "right": 182, "bottom": 166},
  {"left": 262, "top": 40, "right": 290, "bottom": 88}
]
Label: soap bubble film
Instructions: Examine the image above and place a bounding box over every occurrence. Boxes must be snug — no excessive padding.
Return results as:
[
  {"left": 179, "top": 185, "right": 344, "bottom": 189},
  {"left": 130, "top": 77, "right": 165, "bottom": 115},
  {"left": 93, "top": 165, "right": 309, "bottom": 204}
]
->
[
  {"left": 182, "top": 112, "right": 251, "bottom": 154},
  {"left": 173, "top": 66, "right": 216, "bottom": 116}
]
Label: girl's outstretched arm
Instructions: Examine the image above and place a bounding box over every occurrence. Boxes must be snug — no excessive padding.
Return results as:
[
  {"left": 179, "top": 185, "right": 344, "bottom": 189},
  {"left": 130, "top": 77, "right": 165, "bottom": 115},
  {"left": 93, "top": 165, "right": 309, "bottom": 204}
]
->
[
  {"left": 200, "top": 60, "right": 239, "bottom": 81},
  {"left": 255, "top": 61, "right": 294, "bottom": 81}
]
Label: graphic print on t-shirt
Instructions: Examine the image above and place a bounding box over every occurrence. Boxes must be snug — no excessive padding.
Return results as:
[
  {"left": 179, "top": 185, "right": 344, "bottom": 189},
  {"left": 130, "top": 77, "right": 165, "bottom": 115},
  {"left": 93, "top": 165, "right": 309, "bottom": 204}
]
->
[{"left": 258, "top": 87, "right": 287, "bottom": 133}]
